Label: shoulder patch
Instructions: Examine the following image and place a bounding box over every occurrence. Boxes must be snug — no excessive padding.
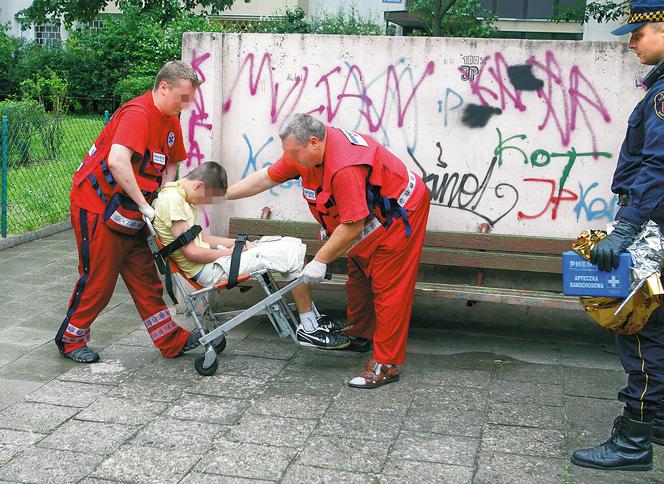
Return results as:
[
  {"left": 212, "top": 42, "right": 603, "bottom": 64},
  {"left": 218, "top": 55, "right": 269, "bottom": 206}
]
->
[
  {"left": 339, "top": 128, "right": 368, "bottom": 147},
  {"left": 654, "top": 91, "right": 664, "bottom": 120}
]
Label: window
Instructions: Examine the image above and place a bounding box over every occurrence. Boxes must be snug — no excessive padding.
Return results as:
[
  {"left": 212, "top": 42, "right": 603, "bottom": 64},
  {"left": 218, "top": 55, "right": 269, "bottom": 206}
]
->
[
  {"left": 34, "top": 23, "right": 61, "bottom": 45},
  {"left": 88, "top": 18, "right": 104, "bottom": 32}
]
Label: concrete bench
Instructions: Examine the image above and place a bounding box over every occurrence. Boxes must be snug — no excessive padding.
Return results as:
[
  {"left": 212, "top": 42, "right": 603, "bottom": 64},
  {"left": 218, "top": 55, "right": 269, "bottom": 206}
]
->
[{"left": 229, "top": 217, "right": 583, "bottom": 311}]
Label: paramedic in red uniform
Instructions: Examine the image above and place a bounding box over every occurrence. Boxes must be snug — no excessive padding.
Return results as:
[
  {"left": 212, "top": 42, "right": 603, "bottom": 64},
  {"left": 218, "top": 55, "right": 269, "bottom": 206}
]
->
[
  {"left": 56, "top": 61, "right": 203, "bottom": 363},
  {"left": 227, "top": 113, "right": 431, "bottom": 388}
]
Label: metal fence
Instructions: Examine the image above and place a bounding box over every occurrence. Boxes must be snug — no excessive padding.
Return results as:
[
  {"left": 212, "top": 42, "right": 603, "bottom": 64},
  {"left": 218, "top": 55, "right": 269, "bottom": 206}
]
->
[{"left": 0, "top": 112, "right": 109, "bottom": 237}]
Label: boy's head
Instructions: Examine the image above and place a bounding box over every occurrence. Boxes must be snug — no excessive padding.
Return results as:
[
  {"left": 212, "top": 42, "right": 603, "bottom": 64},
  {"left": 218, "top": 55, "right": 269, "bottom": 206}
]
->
[{"left": 182, "top": 162, "right": 228, "bottom": 204}]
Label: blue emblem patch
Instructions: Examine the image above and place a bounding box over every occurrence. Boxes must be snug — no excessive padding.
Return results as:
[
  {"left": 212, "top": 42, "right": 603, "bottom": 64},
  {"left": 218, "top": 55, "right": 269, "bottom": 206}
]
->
[{"left": 167, "top": 131, "right": 175, "bottom": 148}]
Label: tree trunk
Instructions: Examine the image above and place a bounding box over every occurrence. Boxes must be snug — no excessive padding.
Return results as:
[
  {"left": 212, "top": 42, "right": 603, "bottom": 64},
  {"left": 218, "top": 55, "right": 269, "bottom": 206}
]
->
[{"left": 433, "top": 0, "right": 459, "bottom": 37}]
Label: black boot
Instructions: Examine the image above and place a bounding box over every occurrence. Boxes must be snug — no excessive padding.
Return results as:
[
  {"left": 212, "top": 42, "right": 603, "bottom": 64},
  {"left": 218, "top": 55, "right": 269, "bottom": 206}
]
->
[
  {"left": 570, "top": 412, "right": 653, "bottom": 471},
  {"left": 653, "top": 408, "right": 664, "bottom": 445}
]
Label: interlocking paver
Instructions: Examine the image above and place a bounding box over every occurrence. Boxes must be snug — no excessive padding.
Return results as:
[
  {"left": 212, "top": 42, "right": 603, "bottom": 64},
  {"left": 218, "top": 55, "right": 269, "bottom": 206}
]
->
[
  {"left": 185, "top": 374, "right": 267, "bottom": 399},
  {"left": 76, "top": 397, "right": 167, "bottom": 426},
  {"left": 282, "top": 464, "right": 375, "bottom": 483},
  {"left": 38, "top": 419, "right": 137, "bottom": 454},
  {"left": 474, "top": 452, "right": 566, "bottom": 484},
  {"left": 297, "top": 434, "right": 389, "bottom": 473},
  {"left": 315, "top": 409, "right": 403, "bottom": 441},
  {"left": 91, "top": 444, "right": 200, "bottom": 483},
  {"left": 0, "top": 446, "right": 102, "bottom": 483},
  {"left": 227, "top": 337, "right": 299, "bottom": 360},
  {"left": 481, "top": 424, "right": 566, "bottom": 459},
  {"left": 166, "top": 394, "right": 250, "bottom": 425},
  {"left": 249, "top": 392, "right": 332, "bottom": 419},
  {"left": 390, "top": 431, "right": 479, "bottom": 467},
  {"left": 197, "top": 438, "right": 296, "bottom": 480},
  {"left": 180, "top": 472, "right": 275, "bottom": 483},
  {"left": 0, "top": 401, "right": 78, "bottom": 433},
  {"left": 380, "top": 459, "right": 474, "bottom": 484},
  {"left": 130, "top": 416, "right": 226, "bottom": 454},
  {"left": 490, "top": 379, "right": 564, "bottom": 407},
  {"left": 226, "top": 414, "right": 317, "bottom": 448},
  {"left": 487, "top": 401, "right": 566, "bottom": 430},
  {"left": 403, "top": 407, "right": 484, "bottom": 437},
  {"left": 24, "top": 380, "right": 112, "bottom": 408},
  {"left": 214, "top": 354, "right": 289, "bottom": 381}
]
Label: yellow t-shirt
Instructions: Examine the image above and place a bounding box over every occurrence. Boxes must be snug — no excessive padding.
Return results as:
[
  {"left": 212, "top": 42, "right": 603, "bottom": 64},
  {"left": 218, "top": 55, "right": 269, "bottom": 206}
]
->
[{"left": 153, "top": 181, "right": 209, "bottom": 278}]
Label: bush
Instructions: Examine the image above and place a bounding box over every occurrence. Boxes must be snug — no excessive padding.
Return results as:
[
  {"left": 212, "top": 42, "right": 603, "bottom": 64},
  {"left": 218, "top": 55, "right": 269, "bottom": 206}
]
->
[
  {"left": 113, "top": 76, "right": 154, "bottom": 104},
  {"left": 244, "top": 7, "right": 382, "bottom": 35},
  {"left": 310, "top": 6, "right": 382, "bottom": 35},
  {"left": 0, "top": 100, "right": 48, "bottom": 166}
]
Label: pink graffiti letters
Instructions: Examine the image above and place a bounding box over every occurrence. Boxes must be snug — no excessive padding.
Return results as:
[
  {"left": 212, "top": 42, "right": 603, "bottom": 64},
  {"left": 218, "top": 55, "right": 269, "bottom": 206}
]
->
[
  {"left": 314, "top": 61, "right": 435, "bottom": 133},
  {"left": 465, "top": 50, "right": 611, "bottom": 153},
  {"left": 222, "top": 52, "right": 308, "bottom": 124},
  {"left": 222, "top": 51, "right": 435, "bottom": 137},
  {"left": 188, "top": 50, "right": 213, "bottom": 168}
]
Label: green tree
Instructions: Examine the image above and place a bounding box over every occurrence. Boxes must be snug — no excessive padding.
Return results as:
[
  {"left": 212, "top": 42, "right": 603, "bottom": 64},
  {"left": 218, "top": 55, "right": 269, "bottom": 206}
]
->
[
  {"left": 63, "top": 7, "right": 213, "bottom": 108},
  {"left": 0, "top": 25, "right": 20, "bottom": 96},
  {"left": 553, "top": 1, "right": 628, "bottom": 23},
  {"left": 407, "top": 0, "right": 497, "bottom": 37},
  {"left": 19, "top": 0, "right": 238, "bottom": 26}
]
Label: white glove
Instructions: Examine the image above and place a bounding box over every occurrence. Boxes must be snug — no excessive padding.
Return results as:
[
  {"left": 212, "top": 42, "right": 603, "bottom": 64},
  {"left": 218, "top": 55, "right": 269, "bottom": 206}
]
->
[
  {"left": 300, "top": 259, "right": 327, "bottom": 284},
  {"left": 139, "top": 205, "right": 155, "bottom": 221}
]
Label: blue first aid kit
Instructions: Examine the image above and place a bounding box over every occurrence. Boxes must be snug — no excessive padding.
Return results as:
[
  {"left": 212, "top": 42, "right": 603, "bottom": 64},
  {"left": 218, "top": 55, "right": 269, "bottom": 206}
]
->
[{"left": 562, "top": 251, "right": 632, "bottom": 298}]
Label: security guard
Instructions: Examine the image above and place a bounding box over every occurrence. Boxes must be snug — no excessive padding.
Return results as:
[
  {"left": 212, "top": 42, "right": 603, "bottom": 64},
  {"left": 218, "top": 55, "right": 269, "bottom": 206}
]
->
[
  {"left": 571, "top": 1, "right": 664, "bottom": 471},
  {"left": 228, "top": 113, "right": 431, "bottom": 389}
]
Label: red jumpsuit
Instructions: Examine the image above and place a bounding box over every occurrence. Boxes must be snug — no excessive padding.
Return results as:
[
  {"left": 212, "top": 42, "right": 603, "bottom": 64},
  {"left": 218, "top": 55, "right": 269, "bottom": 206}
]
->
[
  {"left": 268, "top": 126, "right": 430, "bottom": 365},
  {"left": 56, "top": 92, "right": 190, "bottom": 358}
]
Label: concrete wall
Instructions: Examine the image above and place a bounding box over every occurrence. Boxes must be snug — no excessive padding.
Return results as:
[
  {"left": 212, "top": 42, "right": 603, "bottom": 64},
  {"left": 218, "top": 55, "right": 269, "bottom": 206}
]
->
[{"left": 181, "top": 33, "right": 645, "bottom": 240}]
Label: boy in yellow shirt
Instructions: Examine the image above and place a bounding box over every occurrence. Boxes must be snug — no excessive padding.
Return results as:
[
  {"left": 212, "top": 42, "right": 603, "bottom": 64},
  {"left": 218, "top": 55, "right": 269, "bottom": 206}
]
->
[{"left": 153, "top": 162, "right": 351, "bottom": 349}]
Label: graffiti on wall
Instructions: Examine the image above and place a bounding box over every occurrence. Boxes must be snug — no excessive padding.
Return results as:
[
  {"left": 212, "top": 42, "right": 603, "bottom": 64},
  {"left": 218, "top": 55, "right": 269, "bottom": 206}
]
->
[{"left": 186, "top": 37, "right": 628, "bottom": 235}]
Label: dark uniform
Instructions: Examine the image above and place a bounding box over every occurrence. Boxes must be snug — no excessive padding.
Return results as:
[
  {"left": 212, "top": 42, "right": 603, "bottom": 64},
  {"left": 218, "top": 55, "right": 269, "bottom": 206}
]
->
[
  {"left": 571, "top": 0, "right": 664, "bottom": 472},
  {"left": 612, "top": 78, "right": 664, "bottom": 422}
]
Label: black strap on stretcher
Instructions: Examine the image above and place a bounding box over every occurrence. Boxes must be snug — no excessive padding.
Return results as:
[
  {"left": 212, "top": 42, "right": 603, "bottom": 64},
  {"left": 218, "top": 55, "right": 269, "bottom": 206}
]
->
[
  {"left": 148, "top": 225, "right": 202, "bottom": 305},
  {"left": 227, "top": 233, "right": 247, "bottom": 289}
]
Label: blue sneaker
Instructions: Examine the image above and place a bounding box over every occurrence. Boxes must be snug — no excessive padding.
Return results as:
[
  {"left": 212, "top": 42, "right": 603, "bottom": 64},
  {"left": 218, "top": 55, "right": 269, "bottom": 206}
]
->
[{"left": 64, "top": 346, "right": 100, "bottom": 363}]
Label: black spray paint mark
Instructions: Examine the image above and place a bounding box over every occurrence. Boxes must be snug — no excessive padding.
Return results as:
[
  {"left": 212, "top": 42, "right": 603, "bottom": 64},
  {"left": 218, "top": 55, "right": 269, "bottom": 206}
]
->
[
  {"left": 461, "top": 104, "right": 503, "bottom": 128},
  {"left": 507, "top": 65, "right": 544, "bottom": 91}
]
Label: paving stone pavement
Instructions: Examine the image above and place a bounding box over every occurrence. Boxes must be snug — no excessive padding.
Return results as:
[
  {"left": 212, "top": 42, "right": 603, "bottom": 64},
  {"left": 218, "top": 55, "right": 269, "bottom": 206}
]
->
[{"left": 2, "top": 230, "right": 664, "bottom": 483}]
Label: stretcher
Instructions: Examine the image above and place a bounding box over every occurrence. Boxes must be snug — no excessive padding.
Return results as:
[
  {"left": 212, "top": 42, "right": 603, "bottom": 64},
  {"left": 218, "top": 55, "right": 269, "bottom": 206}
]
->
[{"left": 143, "top": 217, "right": 302, "bottom": 376}]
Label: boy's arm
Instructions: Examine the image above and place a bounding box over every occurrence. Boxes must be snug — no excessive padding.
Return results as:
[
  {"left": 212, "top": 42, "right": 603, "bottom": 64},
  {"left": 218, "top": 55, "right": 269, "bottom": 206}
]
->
[
  {"left": 202, "top": 233, "right": 256, "bottom": 250},
  {"left": 171, "top": 220, "right": 233, "bottom": 263},
  {"left": 227, "top": 168, "right": 278, "bottom": 200}
]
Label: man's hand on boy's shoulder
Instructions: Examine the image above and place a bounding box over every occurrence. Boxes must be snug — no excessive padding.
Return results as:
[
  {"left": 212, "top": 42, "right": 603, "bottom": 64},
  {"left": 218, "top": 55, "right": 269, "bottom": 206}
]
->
[{"left": 244, "top": 240, "right": 256, "bottom": 251}]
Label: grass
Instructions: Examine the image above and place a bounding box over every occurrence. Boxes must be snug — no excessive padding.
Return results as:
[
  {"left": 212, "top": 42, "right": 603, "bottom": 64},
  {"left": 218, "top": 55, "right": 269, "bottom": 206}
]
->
[{"left": 1, "top": 114, "right": 104, "bottom": 235}]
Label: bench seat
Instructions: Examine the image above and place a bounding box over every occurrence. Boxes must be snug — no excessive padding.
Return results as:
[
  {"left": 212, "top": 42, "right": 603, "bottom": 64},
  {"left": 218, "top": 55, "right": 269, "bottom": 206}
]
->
[{"left": 229, "top": 217, "right": 583, "bottom": 311}]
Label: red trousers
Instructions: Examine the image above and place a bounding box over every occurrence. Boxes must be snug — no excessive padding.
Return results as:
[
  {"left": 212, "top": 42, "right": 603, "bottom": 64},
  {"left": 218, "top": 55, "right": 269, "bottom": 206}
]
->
[
  {"left": 345, "top": 179, "right": 430, "bottom": 365},
  {"left": 56, "top": 202, "right": 190, "bottom": 357}
]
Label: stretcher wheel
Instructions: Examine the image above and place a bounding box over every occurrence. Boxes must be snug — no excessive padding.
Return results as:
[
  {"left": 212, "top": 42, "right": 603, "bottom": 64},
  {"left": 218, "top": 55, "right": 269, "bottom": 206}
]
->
[
  {"left": 194, "top": 355, "right": 218, "bottom": 376},
  {"left": 214, "top": 336, "right": 227, "bottom": 354}
]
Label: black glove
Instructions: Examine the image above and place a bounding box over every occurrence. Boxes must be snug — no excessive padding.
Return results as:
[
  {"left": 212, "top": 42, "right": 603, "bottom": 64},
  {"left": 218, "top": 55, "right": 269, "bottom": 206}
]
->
[{"left": 589, "top": 220, "right": 641, "bottom": 272}]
